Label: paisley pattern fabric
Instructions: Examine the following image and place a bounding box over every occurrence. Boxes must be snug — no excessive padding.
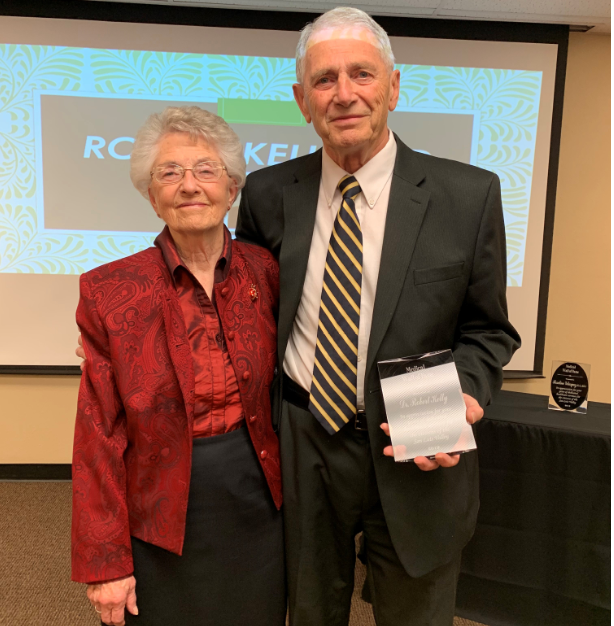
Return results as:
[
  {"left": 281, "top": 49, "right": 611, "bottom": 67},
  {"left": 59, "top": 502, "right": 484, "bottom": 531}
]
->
[{"left": 71, "top": 239, "right": 281, "bottom": 584}]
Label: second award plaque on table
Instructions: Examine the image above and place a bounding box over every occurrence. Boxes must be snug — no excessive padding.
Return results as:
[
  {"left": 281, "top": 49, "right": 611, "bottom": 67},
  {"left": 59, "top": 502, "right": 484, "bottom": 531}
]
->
[
  {"left": 548, "top": 361, "right": 591, "bottom": 413},
  {"left": 377, "top": 350, "right": 476, "bottom": 462}
]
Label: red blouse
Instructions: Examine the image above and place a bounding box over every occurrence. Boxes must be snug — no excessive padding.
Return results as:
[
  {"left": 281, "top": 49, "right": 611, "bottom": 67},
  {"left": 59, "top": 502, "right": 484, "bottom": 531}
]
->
[{"left": 155, "top": 226, "right": 244, "bottom": 437}]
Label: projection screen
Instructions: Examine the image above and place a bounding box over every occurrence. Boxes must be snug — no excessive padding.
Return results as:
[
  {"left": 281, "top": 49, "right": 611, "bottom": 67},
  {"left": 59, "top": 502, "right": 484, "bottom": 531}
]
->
[{"left": 0, "top": 12, "right": 563, "bottom": 373}]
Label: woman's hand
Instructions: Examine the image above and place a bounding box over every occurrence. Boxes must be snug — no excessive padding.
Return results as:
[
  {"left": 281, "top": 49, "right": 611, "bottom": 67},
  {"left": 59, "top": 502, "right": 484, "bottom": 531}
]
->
[{"left": 87, "top": 576, "right": 138, "bottom": 626}]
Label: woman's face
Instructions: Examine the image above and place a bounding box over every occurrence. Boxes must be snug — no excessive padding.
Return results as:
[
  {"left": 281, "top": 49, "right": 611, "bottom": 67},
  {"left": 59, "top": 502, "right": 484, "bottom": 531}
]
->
[{"left": 148, "top": 132, "right": 238, "bottom": 237}]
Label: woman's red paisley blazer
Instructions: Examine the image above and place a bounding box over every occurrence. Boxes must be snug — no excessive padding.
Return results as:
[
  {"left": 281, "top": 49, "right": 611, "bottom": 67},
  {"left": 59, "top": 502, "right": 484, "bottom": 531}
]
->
[{"left": 71, "top": 239, "right": 281, "bottom": 584}]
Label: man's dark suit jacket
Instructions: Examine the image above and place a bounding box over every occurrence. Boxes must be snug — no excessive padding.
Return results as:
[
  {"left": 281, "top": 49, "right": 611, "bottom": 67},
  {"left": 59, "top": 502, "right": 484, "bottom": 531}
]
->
[{"left": 235, "top": 135, "right": 520, "bottom": 577}]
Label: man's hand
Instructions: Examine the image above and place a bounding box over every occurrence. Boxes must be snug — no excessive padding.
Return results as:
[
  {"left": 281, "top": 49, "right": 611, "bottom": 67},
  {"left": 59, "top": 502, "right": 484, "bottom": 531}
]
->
[
  {"left": 87, "top": 575, "right": 138, "bottom": 626},
  {"left": 463, "top": 393, "right": 484, "bottom": 425},
  {"left": 76, "top": 334, "right": 86, "bottom": 371},
  {"left": 381, "top": 393, "right": 484, "bottom": 471}
]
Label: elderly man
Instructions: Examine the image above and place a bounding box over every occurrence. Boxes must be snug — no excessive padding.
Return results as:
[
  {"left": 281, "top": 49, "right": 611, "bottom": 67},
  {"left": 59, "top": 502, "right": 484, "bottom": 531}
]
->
[{"left": 235, "top": 7, "right": 520, "bottom": 626}]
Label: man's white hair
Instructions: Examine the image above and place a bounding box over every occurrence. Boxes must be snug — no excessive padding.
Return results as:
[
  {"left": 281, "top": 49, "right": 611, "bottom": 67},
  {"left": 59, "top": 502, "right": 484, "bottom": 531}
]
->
[
  {"left": 130, "top": 106, "right": 246, "bottom": 199},
  {"left": 295, "top": 7, "right": 395, "bottom": 84}
]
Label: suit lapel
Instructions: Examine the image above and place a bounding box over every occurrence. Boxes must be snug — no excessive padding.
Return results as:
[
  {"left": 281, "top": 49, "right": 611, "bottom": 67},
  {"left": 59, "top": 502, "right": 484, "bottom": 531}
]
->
[
  {"left": 277, "top": 150, "right": 322, "bottom": 364},
  {"left": 366, "top": 140, "right": 430, "bottom": 374}
]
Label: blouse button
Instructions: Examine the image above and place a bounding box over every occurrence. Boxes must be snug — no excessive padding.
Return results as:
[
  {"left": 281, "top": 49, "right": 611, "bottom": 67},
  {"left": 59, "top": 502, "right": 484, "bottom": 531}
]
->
[
  {"left": 249, "top": 415, "right": 257, "bottom": 422},
  {"left": 260, "top": 450, "right": 268, "bottom": 459},
  {"left": 227, "top": 331, "right": 235, "bottom": 340},
  {"left": 242, "top": 371, "right": 251, "bottom": 380},
  {"left": 221, "top": 287, "right": 229, "bottom": 297}
]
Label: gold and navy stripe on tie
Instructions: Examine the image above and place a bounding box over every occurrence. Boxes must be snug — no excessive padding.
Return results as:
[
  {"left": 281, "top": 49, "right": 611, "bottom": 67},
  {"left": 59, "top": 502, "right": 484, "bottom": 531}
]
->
[{"left": 309, "top": 175, "right": 363, "bottom": 434}]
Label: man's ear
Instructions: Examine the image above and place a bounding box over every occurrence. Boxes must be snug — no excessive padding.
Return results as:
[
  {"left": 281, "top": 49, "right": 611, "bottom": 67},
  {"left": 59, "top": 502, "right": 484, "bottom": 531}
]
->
[
  {"left": 292, "top": 83, "right": 312, "bottom": 124},
  {"left": 388, "top": 69, "right": 401, "bottom": 112}
]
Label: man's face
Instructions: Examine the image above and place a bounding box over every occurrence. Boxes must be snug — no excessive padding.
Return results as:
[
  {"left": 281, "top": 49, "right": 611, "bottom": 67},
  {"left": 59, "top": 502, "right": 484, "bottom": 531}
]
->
[{"left": 293, "top": 29, "right": 400, "bottom": 156}]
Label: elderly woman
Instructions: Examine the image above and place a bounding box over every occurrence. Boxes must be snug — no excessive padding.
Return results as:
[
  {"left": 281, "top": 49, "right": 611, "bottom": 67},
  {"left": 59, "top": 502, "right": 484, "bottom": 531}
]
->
[{"left": 71, "top": 106, "right": 285, "bottom": 626}]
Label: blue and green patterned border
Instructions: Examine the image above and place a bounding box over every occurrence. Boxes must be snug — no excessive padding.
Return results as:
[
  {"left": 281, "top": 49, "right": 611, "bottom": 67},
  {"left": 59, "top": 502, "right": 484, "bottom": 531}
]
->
[{"left": 0, "top": 45, "right": 541, "bottom": 284}]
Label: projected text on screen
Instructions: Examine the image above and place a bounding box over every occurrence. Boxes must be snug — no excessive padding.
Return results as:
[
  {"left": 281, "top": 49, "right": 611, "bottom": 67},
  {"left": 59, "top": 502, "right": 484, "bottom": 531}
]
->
[{"left": 0, "top": 45, "right": 542, "bottom": 285}]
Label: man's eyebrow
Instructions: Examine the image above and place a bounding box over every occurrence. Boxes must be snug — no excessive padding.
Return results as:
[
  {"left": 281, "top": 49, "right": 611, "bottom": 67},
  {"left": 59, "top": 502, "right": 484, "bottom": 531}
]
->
[
  {"left": 347, "top": 61, "right": 378, "bottom": 72},
  {"left": 311, "top": 61, "right": 378, "bottom": 81},
  {"left": 312, "top": 68, "right": 333, "bottom": 82}
]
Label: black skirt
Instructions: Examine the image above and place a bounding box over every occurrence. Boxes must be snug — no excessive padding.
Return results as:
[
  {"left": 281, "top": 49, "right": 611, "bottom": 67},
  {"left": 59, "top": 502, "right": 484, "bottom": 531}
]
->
[{"left": 123, "top": 426, "right": 286, "bottom": 626}]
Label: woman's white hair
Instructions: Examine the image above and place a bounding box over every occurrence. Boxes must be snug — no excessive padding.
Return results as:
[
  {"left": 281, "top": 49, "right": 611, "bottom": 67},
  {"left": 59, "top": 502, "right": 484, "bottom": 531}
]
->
[
  {"left": 130, "top": 106, "right": 246, "bottom": 198},
  {"left": 295, "top": 7, "right": 395, "bottom": 84}
]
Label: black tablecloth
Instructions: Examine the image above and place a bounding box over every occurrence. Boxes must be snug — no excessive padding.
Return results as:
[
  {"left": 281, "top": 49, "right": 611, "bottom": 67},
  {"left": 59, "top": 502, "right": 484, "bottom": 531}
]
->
[{"left": 457, "top": 390, "right": 611, "bottom": 626}]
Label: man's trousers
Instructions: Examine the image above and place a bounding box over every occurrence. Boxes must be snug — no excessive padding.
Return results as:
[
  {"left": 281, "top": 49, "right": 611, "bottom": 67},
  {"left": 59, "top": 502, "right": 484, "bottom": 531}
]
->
[{"left": 280, "top": 400, "right": 461, "bottom": 626}]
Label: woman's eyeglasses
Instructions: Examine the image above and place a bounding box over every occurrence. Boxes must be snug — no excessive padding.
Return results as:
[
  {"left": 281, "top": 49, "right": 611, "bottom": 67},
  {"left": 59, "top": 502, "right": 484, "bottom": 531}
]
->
[{"left": 151, "top": 161, "right": 227, "bottom": 184}]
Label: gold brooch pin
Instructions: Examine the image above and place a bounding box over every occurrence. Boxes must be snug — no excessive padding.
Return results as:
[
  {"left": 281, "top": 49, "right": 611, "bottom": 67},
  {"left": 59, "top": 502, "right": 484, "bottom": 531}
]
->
[{"left": 249, "top": 284, "right": 258, "bottom": 301}]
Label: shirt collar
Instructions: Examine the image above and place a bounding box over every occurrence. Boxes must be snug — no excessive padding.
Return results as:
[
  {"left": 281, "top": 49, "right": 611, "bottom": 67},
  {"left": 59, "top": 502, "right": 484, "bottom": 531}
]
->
[
  {"left": 321, "top": 129, "right": 397, "bottom": 210},
  {"left": 154, "top": 224, "right": 232, "bottom": 284}
]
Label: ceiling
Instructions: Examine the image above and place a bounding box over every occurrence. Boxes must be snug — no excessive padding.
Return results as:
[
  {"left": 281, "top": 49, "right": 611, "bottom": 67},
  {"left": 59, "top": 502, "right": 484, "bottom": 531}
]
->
[{"left": 89, "top": 0, "right": 611, "bottom": 33}]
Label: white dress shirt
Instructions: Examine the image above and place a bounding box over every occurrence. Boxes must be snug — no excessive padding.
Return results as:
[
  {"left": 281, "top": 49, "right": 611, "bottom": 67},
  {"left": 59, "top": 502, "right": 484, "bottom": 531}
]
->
[{"left": 283, "top": 130, "right": 397, "bottom": 409}]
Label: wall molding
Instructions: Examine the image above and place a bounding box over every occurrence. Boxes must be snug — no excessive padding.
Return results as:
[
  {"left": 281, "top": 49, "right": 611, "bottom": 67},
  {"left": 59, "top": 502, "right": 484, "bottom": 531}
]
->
[{"left": 0, "top": 464, "right": 71, "bottom": 480}]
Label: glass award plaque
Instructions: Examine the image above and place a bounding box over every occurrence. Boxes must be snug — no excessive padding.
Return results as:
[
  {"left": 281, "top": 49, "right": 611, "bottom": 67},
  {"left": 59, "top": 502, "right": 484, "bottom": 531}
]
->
[
  {"left": 548, "top": 361, "right": 590, "bottom": 414},
  {"left": 377, "top": 350, "right": 476, "bottom": 462}
]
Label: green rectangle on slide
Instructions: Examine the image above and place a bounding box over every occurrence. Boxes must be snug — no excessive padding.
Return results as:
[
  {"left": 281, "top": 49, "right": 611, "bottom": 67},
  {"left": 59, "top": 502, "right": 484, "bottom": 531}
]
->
[{"left": 218, "top": 98, "right": 306, "bottom": 126}]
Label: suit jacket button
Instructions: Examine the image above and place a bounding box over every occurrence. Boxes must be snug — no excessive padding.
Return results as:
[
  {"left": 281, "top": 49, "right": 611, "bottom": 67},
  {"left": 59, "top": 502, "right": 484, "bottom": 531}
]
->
[
  {"left": 250, "top": 414, "right": 257, "bottom": 422},
  {"left": 221, "top": 287, "right": 229, "bottom": 296},
  {"left": 228, "top": 331, "right": 235, "bottom": 340},
  {"left": 260, "top": 450, "right": 268, "bottom": 459},
  {"left": 242, "top": 371, "right": 250, "bottom": 380}
]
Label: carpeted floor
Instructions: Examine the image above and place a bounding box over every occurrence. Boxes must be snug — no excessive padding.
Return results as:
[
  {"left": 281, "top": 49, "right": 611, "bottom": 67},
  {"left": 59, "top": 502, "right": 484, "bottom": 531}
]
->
[{"left": 0, "top": 482, "right": 487, "bottom": 626}]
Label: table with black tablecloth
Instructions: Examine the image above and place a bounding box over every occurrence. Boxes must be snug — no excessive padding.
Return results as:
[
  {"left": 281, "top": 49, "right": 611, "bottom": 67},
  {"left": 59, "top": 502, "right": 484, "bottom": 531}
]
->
[{"left": 456, "top": 390, "right": 610, "bottom": 626}]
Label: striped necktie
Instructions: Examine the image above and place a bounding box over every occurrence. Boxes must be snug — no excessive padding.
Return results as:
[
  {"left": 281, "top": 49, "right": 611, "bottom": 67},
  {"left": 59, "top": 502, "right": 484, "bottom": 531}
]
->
[{"left": 309, "top": 175, "right": 363, "bottom": 434}]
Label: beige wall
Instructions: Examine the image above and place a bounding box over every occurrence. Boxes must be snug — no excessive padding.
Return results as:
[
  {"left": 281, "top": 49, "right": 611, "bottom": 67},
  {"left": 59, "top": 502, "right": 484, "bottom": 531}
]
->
[
  {"left": 0, "top": 32, "right": 610, "bottom": 464},
  {"left": 502, "top": 33, "right": 611, "bottom": 401},
  {"left": 0, "top": 375, "right": 81, "bottom": 463}
]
